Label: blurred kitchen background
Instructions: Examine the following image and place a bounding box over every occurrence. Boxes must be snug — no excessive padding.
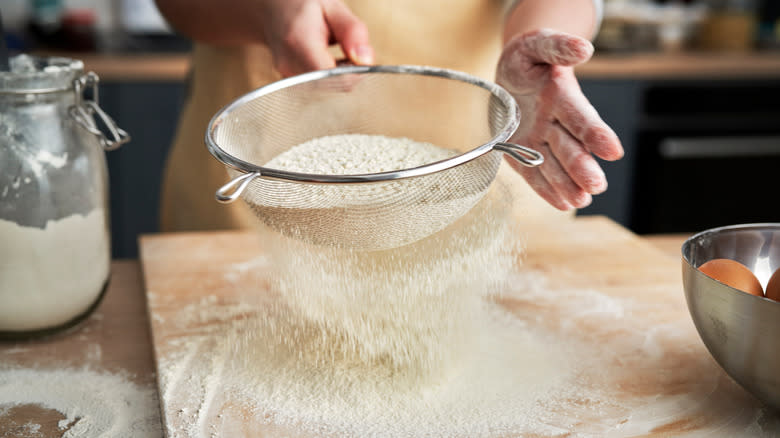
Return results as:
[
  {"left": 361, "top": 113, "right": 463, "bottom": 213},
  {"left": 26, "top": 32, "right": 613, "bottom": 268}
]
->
[{"left": 2, "top": 0, "right": 779, "bottom": 257}]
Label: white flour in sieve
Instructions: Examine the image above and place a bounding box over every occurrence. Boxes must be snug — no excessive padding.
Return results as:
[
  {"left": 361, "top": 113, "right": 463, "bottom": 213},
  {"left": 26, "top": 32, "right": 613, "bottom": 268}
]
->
[
  {"left": 0, "top": 367, "right": 161, "bottom": 437},
  {"left": 265, "top": 133, "right": 455, "bottom": 175},
  {"left": 0, "top": 210, "right": 109, "bottom": 331},
  {"left": 260, "top": 133, "right": 457, "bottom": 209},
  {"left": 249, "top": 134, "right": 487, "bottom": 250}
]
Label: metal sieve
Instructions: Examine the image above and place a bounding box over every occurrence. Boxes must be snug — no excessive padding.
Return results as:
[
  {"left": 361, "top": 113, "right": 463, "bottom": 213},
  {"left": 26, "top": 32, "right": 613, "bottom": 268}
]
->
[{"left": 206, "top": 65, "right": 542, "bottom": 251}]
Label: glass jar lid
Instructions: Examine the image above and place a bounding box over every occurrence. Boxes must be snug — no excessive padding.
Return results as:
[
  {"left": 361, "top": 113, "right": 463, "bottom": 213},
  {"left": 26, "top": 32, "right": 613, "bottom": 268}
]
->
[{"left": 0, "top": 55, "right": 84, "bottom": 94}]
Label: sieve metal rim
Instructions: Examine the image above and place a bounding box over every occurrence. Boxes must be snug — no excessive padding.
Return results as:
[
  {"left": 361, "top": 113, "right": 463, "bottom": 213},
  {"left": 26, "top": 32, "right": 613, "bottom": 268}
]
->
[{"left": 205, "top": 65, "right": 532, "bottom": 187}]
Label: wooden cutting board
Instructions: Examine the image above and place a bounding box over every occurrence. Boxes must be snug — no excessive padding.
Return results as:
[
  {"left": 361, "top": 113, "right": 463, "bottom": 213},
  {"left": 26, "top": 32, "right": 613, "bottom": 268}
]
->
[{"left": 139, "top": 216, "right": 778, "bottom": 437}]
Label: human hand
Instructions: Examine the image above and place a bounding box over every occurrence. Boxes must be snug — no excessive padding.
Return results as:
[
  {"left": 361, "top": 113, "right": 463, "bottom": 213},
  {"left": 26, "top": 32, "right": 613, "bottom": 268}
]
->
[
  {"left": 258, "top": 0, "right": 374, "bottom": 77},
  {"left": 496, "top": 29, "right": 623, "bottom": 211}
]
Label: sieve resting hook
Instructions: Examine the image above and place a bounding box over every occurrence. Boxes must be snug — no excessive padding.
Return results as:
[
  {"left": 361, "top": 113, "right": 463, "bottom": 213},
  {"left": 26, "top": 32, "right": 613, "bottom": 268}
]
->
[
  {"left": 216, "top": 171, "right": 261, "bottom": 203},
  {"left": 494, "top": 142, "right": 544, "bottom": 167}
]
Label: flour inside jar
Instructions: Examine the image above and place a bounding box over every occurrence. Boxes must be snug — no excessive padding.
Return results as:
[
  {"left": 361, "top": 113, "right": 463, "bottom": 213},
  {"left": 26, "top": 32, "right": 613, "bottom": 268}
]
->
[{"left": 0, "top": 210, "right": 110, "bottom": 332}]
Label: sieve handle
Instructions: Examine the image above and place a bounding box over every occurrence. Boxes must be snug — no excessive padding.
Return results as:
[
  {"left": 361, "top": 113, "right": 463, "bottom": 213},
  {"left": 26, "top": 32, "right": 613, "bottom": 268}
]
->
[
  {"left": 215, "top": 172, "right": 261, "bottom": 203},
  {"left": 494, "top": 142, "right": 544, "bottom": 167}
]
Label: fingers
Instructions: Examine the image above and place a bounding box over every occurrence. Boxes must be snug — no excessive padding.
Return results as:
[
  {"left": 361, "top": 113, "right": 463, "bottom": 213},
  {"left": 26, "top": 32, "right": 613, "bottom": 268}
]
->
[
  {"left": 517, "top": 28, "right": 594, "bottom": 67},
  {"left": 507, "top": 142, "right": 592, "bottom": 211},
  {"left": 544, "top": 122, "right": 607, "bottom": 195},
  {"left": 536, "top": 142, "right": 593, "bottom": 208},
  {"left": 271, "top": 0, "right": 373, "bottom": 77},
  {"left": 497, "top": 29, "right": 594, "bottom": 98},
  {"left": 273, "top": 2, "right": 335, "bottom": 77},
  {"left": 323, "top": 0, "right": 374, "bottom": 65},
  {"left": 508, "top": 159, "right": 574, "bottom": 211},
  {"left": 533, "top": 72, "right": 618, "bottom": 201},
  {"left": 548, "top": 73, "right": 624, "bottom": 161}
]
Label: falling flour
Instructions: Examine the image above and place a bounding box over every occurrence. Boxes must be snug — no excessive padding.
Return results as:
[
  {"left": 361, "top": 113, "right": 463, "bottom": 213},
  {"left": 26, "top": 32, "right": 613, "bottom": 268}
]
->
[
  {"left": 157, "top": 188, "right": 586, "bottom": 437},
  {"left": 0, "top": 367, "right": 161, "bottom": 437},
  {"left": 0, "top": 210, "right": 109, "bottom": 331}
]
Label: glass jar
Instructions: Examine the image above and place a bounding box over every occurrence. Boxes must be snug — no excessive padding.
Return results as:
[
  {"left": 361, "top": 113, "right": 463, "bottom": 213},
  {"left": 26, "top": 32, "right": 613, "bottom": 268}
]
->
[{"left": 0, "top": 55, "right": 129, "bottom": 338}]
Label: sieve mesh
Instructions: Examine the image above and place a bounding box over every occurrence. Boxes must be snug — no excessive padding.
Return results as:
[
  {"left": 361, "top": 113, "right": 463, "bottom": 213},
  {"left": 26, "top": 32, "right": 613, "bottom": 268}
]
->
[{"left": 206, "top": 65, "right": 539, "bottom": 251}]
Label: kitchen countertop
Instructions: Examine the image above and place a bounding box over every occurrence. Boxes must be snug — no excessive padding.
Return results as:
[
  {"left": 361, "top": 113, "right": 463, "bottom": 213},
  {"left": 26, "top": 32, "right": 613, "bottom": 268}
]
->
[
  {"left": 578, "top": 51, "right": 780, "bottom": 79},
  {"left": 47, "top": 52, "right": 192, "bottom": 81},
  {"left": 43, "top": 50, "right": 780, "bottom": 82},
  {"left": 0, "top": 230, "right": 691, "bottom": 435}
]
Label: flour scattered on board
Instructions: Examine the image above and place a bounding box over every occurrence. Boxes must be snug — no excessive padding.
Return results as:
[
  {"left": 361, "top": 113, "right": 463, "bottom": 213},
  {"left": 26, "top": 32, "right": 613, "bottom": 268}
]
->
[
  {"left": 0, "top": 367, "right": 161, "bottom": 438},
  {"left": 155, "top": 233, "right": 780, "bottom": 438},
  {"left": 13, "top": 421, "right": 41, "bottom": 438},
  {"left": 150, "top": 135, "right": 780, "bottom": 437}
]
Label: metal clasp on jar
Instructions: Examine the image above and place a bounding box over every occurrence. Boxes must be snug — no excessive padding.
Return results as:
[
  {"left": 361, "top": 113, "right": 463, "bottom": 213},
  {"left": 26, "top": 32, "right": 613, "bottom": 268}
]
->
[{"left": 69, "top": 72, "right": 131, "bottom": 151}]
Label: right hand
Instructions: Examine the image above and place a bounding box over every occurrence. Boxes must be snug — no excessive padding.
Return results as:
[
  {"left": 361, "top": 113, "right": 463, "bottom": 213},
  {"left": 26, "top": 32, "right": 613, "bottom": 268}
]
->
[
  {"left": 258, "top": 0, "right": 374, "bottom": 77},
  {"left": 496, "top": 29, "right": 623, "bottom": 211}
]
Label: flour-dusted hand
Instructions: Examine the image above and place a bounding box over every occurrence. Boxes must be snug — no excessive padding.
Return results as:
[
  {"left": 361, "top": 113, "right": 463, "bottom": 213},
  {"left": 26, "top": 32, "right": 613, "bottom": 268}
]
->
[
  {"left": 259, "top": 0, "right": 374, "bottom": 77},
  {"left": 496, "top": 29, "right": 623, "bottom": 210}
]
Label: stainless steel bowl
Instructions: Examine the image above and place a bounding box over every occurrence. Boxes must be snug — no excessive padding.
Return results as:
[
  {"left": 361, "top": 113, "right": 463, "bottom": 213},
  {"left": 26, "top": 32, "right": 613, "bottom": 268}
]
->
[{"left": 682, "top": 223, "right": 780, "bottom": 411}]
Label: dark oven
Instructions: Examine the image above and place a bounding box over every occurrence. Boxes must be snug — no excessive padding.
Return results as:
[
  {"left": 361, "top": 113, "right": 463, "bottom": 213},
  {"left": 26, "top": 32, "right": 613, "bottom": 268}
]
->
[{"left": 630, "top": 78, "right": 780, "bottom": 234}]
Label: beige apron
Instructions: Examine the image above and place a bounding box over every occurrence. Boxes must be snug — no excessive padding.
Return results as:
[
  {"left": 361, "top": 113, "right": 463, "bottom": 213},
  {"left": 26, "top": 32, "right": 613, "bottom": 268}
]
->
[{"left": 160, "top": 0, "right": 569, "bottom": 232}]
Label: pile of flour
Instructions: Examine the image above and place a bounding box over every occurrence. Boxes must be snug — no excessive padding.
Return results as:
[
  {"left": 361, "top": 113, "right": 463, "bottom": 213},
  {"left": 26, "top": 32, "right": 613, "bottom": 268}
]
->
[
  {"left": 0, "top": 367, "right": 160, "bottom": 437},
  {"left": 0, "top": 210, "right": 109, "bottom": 331}
]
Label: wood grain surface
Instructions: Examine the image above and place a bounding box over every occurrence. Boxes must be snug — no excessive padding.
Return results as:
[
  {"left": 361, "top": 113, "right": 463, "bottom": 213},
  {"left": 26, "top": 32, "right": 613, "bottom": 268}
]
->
[{"left": 140, "top": 217, "right": 780, "bottom": 437}]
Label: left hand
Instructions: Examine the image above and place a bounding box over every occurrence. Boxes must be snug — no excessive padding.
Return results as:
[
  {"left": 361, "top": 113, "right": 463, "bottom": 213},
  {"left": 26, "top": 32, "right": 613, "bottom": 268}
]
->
[
  {"left": 496, "top": 29, "right": 624, "bottom": 211},
  {"left": 257, "top": 0, "right": 374, "bottom": 78}
]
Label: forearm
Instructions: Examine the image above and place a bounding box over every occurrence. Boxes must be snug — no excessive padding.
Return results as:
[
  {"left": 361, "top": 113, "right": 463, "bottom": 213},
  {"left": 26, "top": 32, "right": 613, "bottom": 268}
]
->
[
  {"left": 503, "top": 0, "right": 601, "bottom": 43},
  {"left": 155, "top": 0, "right": 266, "bottom": 45}
]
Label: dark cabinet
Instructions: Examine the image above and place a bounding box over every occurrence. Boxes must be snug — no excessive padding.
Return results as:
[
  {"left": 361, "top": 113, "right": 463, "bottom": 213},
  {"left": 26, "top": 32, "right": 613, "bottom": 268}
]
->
[
  {"left": 100, "top": 80, "right": 187, "bottom": 258},
  {"left": 577, "top": 79, "right": 642, "bottom": 227},
  {"left": 579, "top": 77, "right": 780, "bottom": 235},
  {"left": 630, "top": 79, "right": 780, "bottom": 234}
]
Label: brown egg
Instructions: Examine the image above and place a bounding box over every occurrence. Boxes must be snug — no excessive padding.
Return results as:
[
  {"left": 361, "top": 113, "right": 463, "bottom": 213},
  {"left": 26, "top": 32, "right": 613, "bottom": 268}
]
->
[
  {"left": 765, "top": 268, "right": 780, "bottom": 302},
  {"left": 698, "top": 258, "right": 764, "bottom": 297}
]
